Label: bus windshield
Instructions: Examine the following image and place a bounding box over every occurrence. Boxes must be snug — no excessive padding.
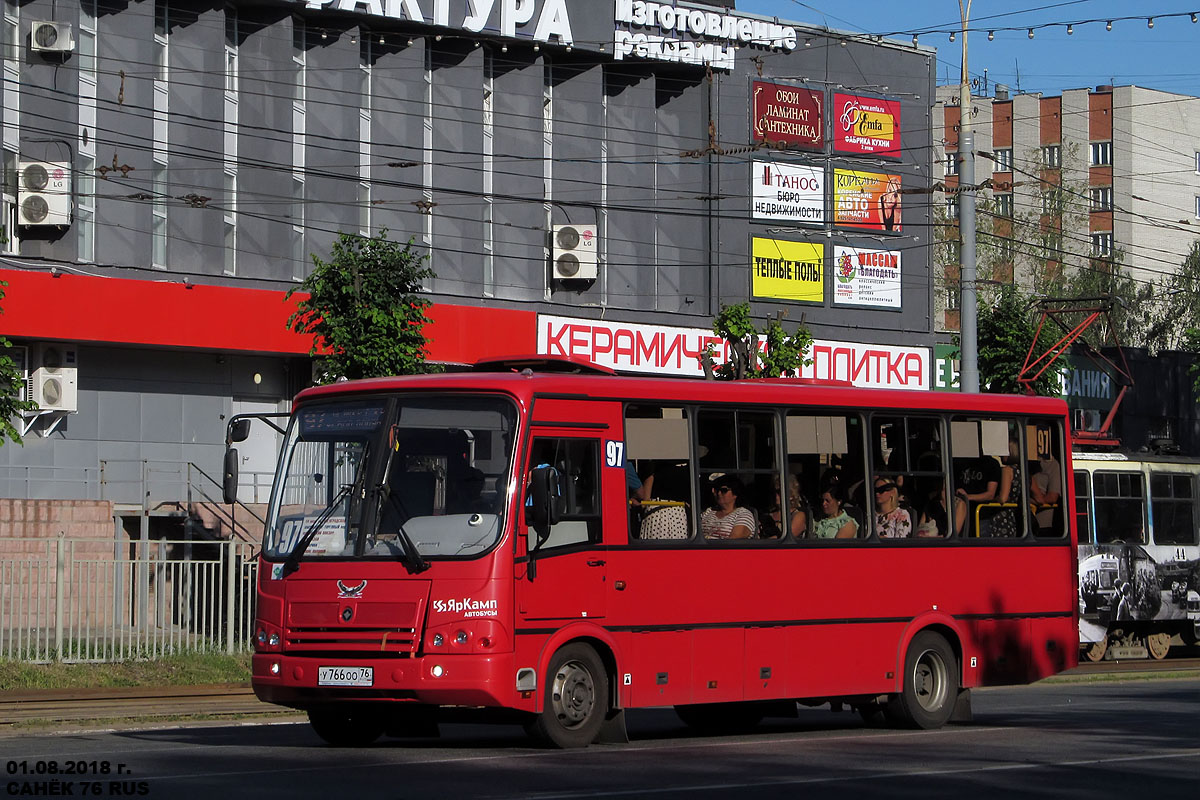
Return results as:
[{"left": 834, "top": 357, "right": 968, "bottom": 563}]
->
[{"left": 263, "top": 395, "right": 518, "bottom": 562}]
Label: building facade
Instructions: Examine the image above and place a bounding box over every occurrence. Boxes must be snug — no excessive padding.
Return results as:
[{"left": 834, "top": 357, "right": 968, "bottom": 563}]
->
[
  {"left": 1, "top": 1, "right": 936, "bottom": 530},
  {"left": 932, "top": 83, "right": 1200, "bottom": 333}
]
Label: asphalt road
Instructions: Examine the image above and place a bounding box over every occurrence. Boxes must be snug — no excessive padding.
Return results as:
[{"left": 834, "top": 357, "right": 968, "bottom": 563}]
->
[{"left": 1, "top": 678, "right": 1197, "bottom": 800}]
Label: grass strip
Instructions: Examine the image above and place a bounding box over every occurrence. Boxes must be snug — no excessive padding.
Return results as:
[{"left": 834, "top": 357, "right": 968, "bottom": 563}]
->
[{"left": 0, "top": 652, "right": 251, "bottom": 691}]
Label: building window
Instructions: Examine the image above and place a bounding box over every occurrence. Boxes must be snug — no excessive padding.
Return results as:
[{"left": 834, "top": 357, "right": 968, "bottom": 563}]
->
[
  {"left": 946, "top": 283, "right": 960, "bottom": 310},
  {"left": 77, "top": 0, "right": 98, "bottom": 263},
  {"left": 946, "top": 197, "right": 959, "bottom": 221},
  {"left": 3, "top": 2, "right": 20, "bottom": 254},
  {"left": 151, "top": 1, "right": 169, "bottom": 269},
  {"left": 944, "top": 150, "right": 959, "bottom": 175},
  {"left": 1090, "top": 187, "right": 1113, "bottom": 211},
  {"left": 1090, "top": 141, "right": 1112, "bottom": 166},
  {"left": 291, "top": 18, "right": 306, "bottom": 279},
  {"left": 1195, "top": 152, "right": 1200, "bottom": 174},
  {"left": 1042, "top": 144, "right": 1062, "bottom": 169},
  {"left": 1195, "top": 196, "right": 1200, "bottom": 219},
  {"left": 993, "top": 148, "right": 1013, "bottom": 172},
  {"left": 1091, "top": 231, "right": 1113, "bottom": 257},
  {"left": 358, "top": 36, "right": 372, "bottom": 237},
  {"left": 994, "top": 193, "right": 1013, "bottom": 217},
  {"left": 224, "top": 10, "right": 239, "bottom": 276}
]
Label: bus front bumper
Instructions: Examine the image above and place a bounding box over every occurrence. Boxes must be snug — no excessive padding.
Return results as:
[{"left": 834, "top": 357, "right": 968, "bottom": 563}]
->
[{"left": 251, "top": 652, "right": 524, "bottom": 709}]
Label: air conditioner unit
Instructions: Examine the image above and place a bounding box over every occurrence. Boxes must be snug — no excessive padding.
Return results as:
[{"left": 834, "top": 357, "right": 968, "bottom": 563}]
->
[
  {"left": 30, "top": 21, "right": 74, "bottom": 54},
  {"left": 30, "top": 344, "right": 78, "bottom": 413},
  {"left": 551, "top": 224, "right": 598, "bottom": 281},
  {"left": 18, "top": 160, "right": 71, "bottom": 227},
  {"left": 1072, "top": 408, "right": 1102, "bottom": 433}
]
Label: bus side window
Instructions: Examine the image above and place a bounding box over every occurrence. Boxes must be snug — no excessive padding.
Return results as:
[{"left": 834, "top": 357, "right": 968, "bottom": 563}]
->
[
  {"left": 624, "top": 405, "right": 694, "bottom": 542},
  {"left": 528, "top": 438, "right": 601, "bottom": 548}
]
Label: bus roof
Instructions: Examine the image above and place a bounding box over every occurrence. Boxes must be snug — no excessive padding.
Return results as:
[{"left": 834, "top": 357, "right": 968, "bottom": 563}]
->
[{"left": 294, "top": 369, "right": 1068, "bottom": 417}]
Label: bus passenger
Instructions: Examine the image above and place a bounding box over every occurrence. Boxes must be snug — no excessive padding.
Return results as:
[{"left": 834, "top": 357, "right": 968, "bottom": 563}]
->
[
  {"left": 813, "top": 484, "right": 858, "bottom": 539},
  {"left": 700, "top": 475, "right": 757, "bottom": 540},
  {"left": 766, "top": 473, "right": 808, "bottom": 538},
  {"left": 918, "top": 484, "right": 964, "bottom": 537},
  {"left": 1029, "top": 453, "right": 1062, "bottom": 534},
  {"left": 954, "top": 455, "right": 1000, "bottom": 536},
  {"left": 873, "top": 477, "right": 913, "bottom": 538}
]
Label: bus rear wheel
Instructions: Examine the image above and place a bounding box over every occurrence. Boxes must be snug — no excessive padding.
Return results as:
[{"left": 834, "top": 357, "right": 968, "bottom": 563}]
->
[
  {"left": 307, "top": 707, "right": 385, "bottom": 747},
  {"left": 526, "top": 643, "right": 608, "bottom": 748},
  {"left": 890, "top": 631, "right": 957, "bottom": 730}
]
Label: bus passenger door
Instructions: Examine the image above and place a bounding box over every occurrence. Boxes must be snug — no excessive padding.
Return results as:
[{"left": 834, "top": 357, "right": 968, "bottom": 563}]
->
[{"left": 517, "top": 425, "right": 612, "bottom": 623}]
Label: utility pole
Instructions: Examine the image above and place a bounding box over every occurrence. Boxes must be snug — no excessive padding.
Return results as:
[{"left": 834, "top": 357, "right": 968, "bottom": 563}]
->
[{"left": 958, "top": 0, "right": 979, "bottom": 392}]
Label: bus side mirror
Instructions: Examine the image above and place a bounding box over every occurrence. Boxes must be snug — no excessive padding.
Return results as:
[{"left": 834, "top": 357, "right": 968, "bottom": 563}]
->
[
  {"left": 525, "top": 465, "right": 562, "bottom": 548},
  {"left": 229, "top": 419, "right": 251, "bottom": 443},
  {"left": 223, "top": 448, "right": 240, "bottom": 505}
]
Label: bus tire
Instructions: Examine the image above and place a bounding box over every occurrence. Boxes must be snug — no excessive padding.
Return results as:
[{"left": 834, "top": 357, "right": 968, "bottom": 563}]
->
[
  {"left": 892, "top": 631, "right": 957, "bottom": 730},
  {"left": 527, "top": 643, "right": 608, "bottom": 749},
  {"left": 307, "top": 707, "right": 385, "bottom": 747}
]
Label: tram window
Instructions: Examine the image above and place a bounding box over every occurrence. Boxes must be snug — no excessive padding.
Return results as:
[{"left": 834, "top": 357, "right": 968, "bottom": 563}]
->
[
  {"left": 1092, "top": 471, "right": 1146, "bottom": 544},
  {"left": 1150, "top": 473, "right": 1198, "bottom": 545},
  {"left": 625, "top": 405, "right": 694, "bottom": 542},
  {"left": 1074, "top": 470, "right": 1094, "bottom": 544}
]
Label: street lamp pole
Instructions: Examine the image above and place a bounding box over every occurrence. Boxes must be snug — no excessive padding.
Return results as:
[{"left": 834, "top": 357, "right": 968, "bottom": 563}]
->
[{"left": 958, "top": 0, "right": 980, "bottom": 392}]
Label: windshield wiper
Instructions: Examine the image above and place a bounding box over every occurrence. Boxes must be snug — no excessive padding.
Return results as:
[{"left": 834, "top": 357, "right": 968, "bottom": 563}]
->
[
  {"left": 378, "top": 486, "right": 431, "bottom": 574},
  {"left": 281, "top": 483, "right": 353, "bottom": 578}
]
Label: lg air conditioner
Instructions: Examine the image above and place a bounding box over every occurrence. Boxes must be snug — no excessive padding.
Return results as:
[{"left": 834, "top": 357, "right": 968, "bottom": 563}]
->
[
  {"left": 18, "top": 160, "right": 71, "bottom": 227},
  {"left": 31, "top": 344, "right": 78, "bottom": 413},
  {"left": 30, "top": 21, "right": 74, "bottom": 54},
  {"left": 551, "top": 224, "right": 598, "bottom": 281}
]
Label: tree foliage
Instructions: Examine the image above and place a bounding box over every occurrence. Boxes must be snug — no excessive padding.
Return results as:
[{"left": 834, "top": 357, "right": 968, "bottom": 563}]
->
[
  {"left": 0, "top": 280, "right": 38, "bottom": 444},
  {"left": 287, "top": 231, "right": 437, "bottom": 383},
  {"left": 702, "top": 303, "right": 813, "bottom": 380},
  {"left": 974, "top": 282, "right": 1062, "bottom": 396}
]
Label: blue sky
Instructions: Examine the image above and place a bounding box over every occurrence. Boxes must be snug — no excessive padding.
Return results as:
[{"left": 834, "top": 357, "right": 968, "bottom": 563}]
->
[{"left": 738, "top": 1, "right": 1200, "bottom": 97}]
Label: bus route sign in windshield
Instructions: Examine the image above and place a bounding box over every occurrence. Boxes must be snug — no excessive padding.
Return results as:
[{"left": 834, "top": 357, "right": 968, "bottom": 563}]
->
[{"left": 298, "top": 402, "right": 385, "bottom": 436}]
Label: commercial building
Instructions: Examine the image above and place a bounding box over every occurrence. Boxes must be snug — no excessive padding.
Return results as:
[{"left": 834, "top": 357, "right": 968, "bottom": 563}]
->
[{"left": 1, "top": 1, "right": 936, "bottom": 536}]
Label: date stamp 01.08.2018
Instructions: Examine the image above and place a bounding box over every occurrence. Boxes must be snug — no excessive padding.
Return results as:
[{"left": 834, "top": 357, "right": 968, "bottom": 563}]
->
[{"left": 6, "top": 761, "right": 149, "bottom": 797}]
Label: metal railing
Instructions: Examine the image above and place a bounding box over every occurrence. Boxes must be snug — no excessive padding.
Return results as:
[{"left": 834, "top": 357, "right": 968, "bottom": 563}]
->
[{"left": 0, "top": 537, "right": 257, "bottom": 662}]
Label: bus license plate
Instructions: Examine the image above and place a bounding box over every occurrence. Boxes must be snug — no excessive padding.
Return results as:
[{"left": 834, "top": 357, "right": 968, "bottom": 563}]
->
[{"left": 317, "top": 666, "right": 373, "bottom": 687}]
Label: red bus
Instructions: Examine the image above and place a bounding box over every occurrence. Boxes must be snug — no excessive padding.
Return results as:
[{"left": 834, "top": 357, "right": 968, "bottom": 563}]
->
[{"left": 225, "top": 359, "right": 1078, "bottom": 748}]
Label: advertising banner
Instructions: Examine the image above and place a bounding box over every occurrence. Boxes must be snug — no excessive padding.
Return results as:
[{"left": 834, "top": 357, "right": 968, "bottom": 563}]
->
[
  {"left": 833, "top": 168, "right": 902, "bottom": 232},
  {"left": 832, "top": 245, "right": 902, "bottom": 309},
  {"left": 752, "top": 238, "right": 824, "bottom": 303},
  {"left": 537, "top": 314, "right": 930, "bottom": 389},
  {"left": 751, "top": 159, "right": 825, "bottom": 224},
  {"left": 751, "top": 80, "right": 823, "bottom": 150},
  {"left": 833, "top": 92, "right": 902, "bottom": 158}
]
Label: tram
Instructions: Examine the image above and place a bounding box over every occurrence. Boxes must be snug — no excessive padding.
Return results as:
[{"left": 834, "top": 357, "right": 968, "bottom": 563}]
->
[{"left": 1073, "top": 452, "right": 1200, "bottom": 660}]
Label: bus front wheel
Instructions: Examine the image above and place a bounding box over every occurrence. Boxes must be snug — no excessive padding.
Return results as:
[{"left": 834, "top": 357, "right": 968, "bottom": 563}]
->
[
  {"left": 526, "top": 643, "right": 609, "bottom": 748},
  {"left": 891, "top": 631, "right": 957, "bottom": 730},
  {"left": 307, "top": 707, "right": 385, "bottom": 747}
]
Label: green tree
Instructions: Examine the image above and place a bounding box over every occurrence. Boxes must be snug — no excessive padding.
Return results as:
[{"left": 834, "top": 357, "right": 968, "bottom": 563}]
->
[
  {"left": 287, "top": 231, "right": 437, "bottom": 383},
  {"left": 974, "top": 282, "right": 1062, "bottom": 396},
  {"left": 0, "top": 280, "right": 38, "bottom": 443},
  {"left": 1157, "top": 241, "right": 1200, "bottom": 351},
  {"left": 701, "top": 303, "right": 813, "bottom": 380}
]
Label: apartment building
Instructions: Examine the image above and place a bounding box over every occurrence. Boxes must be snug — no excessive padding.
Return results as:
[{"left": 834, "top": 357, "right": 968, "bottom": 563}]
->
[{"left": 933, "top": 84, "right": 1200, "bottom": 333}]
